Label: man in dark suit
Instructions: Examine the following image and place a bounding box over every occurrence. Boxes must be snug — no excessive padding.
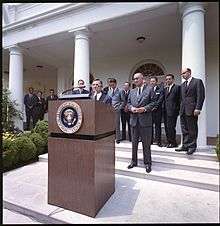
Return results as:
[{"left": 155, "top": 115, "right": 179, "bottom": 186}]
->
[
  {"left": 108, "top": 78, "right": 126, "bottom": 144},
  {"left": 150, "top": 76, "right": 165, "bottom": 147},
  {"left": 175, "top": 68, "right": 205, "bottom": 155},
  {"left": 45, "top": 89, "right": 58, "bottom": 112},
  {"left": 90, "top": 79, "right": 112, "bottom": 105},
  {"left": 72, "top": 79, "right": 90, "bottom": 94},
  {"left": 32, "top": 91, "right": 46, "bottom": 127},
  {"left": 24, "top": 87, "right": 37, "bottom": 130},
  {"left": 164, "top": 74, "right": 181, "bottom": 148},
  {"left": 121, "top": 82, "right": 131, "bottom": 142},
  {"left": 127, "top": 73, "right": 155, "bottom": 173},
  {"left": 103, "top": 78, "right": 111, "bottom": 95}
]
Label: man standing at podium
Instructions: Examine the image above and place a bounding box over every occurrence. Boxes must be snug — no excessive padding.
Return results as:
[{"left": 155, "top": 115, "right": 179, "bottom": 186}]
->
[
  {"left": 72, "top": 79, "right": 90, "bottom": 94},
  {"left": 127, "top": 72, "right": 155, "bottom": 173},
  {"left": 90, "top": 79, "right": 112, "bottom": 104}
]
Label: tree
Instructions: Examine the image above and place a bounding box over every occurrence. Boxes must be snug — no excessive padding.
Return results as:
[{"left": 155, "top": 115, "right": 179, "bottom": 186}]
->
[{"left": 2, "top": 89, "right": 23, "bottom": 132}]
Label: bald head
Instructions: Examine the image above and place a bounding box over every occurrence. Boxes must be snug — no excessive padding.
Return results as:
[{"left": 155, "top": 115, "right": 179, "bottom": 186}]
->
[
  {"left": 181, "top": 67, "right": 191, "bottom": 80},
  {"left": 133, "top": 73, "right": 144, "bottom": 87}
]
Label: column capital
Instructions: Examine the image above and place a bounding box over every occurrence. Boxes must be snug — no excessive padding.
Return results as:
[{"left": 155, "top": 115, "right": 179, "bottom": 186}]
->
[
  {"left": 179, "top": 2, "right": 207, "bottom": 20},
  {"left": 68, "top": 26, "right": 91, "bottom": 39},
  {"left": 9, "top": 44, "right": 24, "bottom": 55}
]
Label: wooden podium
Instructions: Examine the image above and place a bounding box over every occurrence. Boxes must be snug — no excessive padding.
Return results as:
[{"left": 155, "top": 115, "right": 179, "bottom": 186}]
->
[{"left": 48, "top": 99, "right": 115, "bottom": 217}]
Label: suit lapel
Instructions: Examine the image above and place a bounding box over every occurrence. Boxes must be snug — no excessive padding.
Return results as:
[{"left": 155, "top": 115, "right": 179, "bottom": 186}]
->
[
  {"left": 166, "top": 84, "right": 174, "bottom": 97},
  {"left": 138, "top": 85, "right": 147, "bottom": 102},
  {"left": 186, "top": 77, "right": 194, "bottom": 95}
]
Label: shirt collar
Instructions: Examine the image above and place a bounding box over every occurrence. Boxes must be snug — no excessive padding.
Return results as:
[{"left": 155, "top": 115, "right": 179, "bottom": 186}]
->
[{"left": 183, "top": 76, "right": 192, "bottom": 84}]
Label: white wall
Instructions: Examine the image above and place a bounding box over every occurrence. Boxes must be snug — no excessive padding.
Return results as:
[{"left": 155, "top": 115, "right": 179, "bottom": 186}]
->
[
  {"left": 206, "top": 44, "right": 219, "bottom": 137},
  {"left": 91, "top": 44, "right": 219, "bottom": 138}
]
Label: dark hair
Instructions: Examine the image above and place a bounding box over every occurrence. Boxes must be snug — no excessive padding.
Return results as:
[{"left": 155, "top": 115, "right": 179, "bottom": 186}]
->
[
  {"left": 37, "top": 91, "right": 42, "bottom": 95},
  {"left": 78, "top": 79, "right": 84, "bottom": 84},
  {"left": 187, "top": 68, "right": 191, "bottom": 73},
  {"left": 109, "top": 78, "right": 117, "bottom": 83},
  {"left": 93, "top": 78, "right": 103, "bottom": 86},
  {"left": 150, "top": 76, "right": 158, "bottom": 82},
  {"left": 166, "top": 74, "right": 174, "bottom": 79},
  {"left": 49, "top": 88, "right": 54, "bottom": 92}
]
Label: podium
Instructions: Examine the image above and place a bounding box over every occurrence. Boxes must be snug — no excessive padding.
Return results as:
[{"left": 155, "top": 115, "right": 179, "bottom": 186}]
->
[{"left": 48, "top": 99, "right": 115, "bottom": 217}]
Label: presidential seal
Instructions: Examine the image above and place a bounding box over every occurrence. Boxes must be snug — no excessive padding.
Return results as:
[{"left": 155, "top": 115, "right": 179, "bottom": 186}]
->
[{"left": 56, "top": 101, "right": 83, "bottom": 134}]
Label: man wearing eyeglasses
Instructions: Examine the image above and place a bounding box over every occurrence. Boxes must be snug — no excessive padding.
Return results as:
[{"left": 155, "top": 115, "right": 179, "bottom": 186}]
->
[
  {"left": 175, "top": 68, "right": 205, "bottom": 155},
  {"left": 127, "top": 73, "right": 155, "bottom": 173}
]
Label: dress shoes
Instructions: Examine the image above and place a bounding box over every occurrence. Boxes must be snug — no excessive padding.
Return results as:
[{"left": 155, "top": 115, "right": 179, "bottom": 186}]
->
[
  {"left": 175, "top": 146, "right": 188, "bottom": 152},
  {"left": 145, "top": 164, "right": 152, "bottom": 173},
  {"left": 127, "top": 162, "right": 137, "bottom": 169},
  {"left": 186, "top": 148, "right": 196, "bottom": 155},
  {"left": 116, "top": 140, "right": 120, "bottom": 144},
  {"left": 156, "top": 142, "right": 163, "bottom": 147},
  {"left": 167, "top": 143, "right": 178, "bottom": 148}
]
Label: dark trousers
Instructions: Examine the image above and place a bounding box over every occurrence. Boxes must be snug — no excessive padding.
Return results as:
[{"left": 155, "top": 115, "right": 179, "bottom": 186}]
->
[
  {"left": 25, "top": 109, "right": 34, "bottom": 130},
  {"left": 152, "top": 110, "right": 162, "bottom": 144},
  {"left": 115, "top": 111, "right": 121, "bottom": 142},
  {"left": 33, "top": 111, "right": 44, "bottom": 129},
  {"left": 164, "top": 114, "right": 178, "bottom": 145},
  {"left": 131, "top": 121, "right": 152, "bottom": 165},
  {"left": 121, "top": 110, "right": 131, "bottom": 141},
  {"left": 180, "top": 113, "right": 198, "bottom": 149}
]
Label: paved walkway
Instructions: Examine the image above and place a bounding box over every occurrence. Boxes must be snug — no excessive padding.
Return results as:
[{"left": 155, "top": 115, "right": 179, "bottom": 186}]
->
[{"left": 3, "top": 143, "right": 219, "bottom": 224}]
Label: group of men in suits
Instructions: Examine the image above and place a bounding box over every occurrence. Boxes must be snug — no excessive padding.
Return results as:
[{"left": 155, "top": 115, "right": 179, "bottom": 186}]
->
[
  {"left": 24, "top": 87, "right": 58, "bottom": 130},
  {"left": 60, "top": 68, "right": 205, "bottom": 173}
]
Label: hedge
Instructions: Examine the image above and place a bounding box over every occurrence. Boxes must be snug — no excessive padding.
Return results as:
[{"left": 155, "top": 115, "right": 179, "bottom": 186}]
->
[
  {"left": 29, "top": 132, "right": 45, "bottom": 155},
  {"left": 10, "top": 136, "right": 37, "bottom": 162}
]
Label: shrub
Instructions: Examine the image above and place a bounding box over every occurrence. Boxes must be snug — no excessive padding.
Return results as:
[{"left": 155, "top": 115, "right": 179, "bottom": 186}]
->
[
  {"left": 33, "top": 120, "right": 48, "bottom": 148},
  {"left": 11, "top": 136, "right": 37, "bottom": 162},
  {"left": 29, "top": 133, "right": 45, "bottom": 155},
  {"left": 3, "top": 150, "right": 19, "bottom": 169},
  {"left": 33, "top": 120, "right": 48, "bottom": 134},
  {"left": 3, "top": 139, "right": 13, "bottom": 152},
  {"left": 215, "top": 135, "right": 220, "bottom": 161}
]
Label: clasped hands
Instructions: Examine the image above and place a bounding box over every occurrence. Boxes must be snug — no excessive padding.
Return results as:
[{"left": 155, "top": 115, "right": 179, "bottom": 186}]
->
[
  {"left": 131, "top": 106, "right": 146, "bottom": 113},
  {"left": 194, "top": 109, "right": 201, "bottom": 116}
]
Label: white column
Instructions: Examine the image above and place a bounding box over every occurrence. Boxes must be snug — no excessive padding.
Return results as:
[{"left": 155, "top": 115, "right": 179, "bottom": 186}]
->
[
  {"left": 9, "top": 45, "right": 24, "bottom": 130},
  {"left": 181, "top": 2, "right": 207, "bottom": 148},
  {"left": 72, "top": 27, "right": 90, "bottom": 90}
]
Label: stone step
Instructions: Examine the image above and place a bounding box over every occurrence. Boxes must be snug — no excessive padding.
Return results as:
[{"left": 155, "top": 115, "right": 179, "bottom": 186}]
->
[
  {"left": 116, "top": 143, "right": 218, "bottom": 162},
  {"left": 115, "top": 161, "right": 219, "bottom": 192},
  {"left": 116, "top": 150, "right": 219, "bottom": 175}
]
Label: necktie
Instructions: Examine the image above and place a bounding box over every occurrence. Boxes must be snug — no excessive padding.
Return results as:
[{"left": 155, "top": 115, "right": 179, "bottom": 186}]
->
[
  {"left": 184, "top": 81, "right": 188, "bottom": 93},
  {"left": 138, "top": 87, "right": 141, "bottom": 95},
  {"left": 94, "top": 94, "right": 97, "bottom": 100},
  {"left": 112, "top": 89, "right": 115, "bottom": 96}
]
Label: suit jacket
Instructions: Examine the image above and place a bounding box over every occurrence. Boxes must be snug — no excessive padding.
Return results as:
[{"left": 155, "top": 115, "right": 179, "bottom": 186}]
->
[
  {"left": 111, "top": 88, "right": 126, "bottom": 111},
  {"left": 45, "top": 94, "right": 58, "bottom": 112},
  {"left": 72, "top": 89, "right": 90, "bottom": 94},
  {"left": 32, "top": 97, "right": 46, "bottom": 117},
  {"left": 103, "top": 86, "right": 109, "bottom": 95},
  {"left": 164, "top": 84, "right": 181, "bottom": 116},
  {"left": 121, "top": 89, "right": 130, "bottom": 111},
  {"left": 24, "top": 93, "right": 37, "bottom": 112},
  {"left": 151, "top": 85, "right": 165, "bottom": 111},
  {"left": 90, "top": 91, "right": 112, "bottom": 105},
  {"left": 127, "top": 85, "right": 155, "bottom": 127},
  {"left": 180, "top": 77, "right": 205, "bottom": 116}
]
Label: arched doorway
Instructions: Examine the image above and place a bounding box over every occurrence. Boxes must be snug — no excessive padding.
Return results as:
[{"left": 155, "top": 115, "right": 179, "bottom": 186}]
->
[{"left": 130, "top": 60, "right": 166, "bottom": 87}]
